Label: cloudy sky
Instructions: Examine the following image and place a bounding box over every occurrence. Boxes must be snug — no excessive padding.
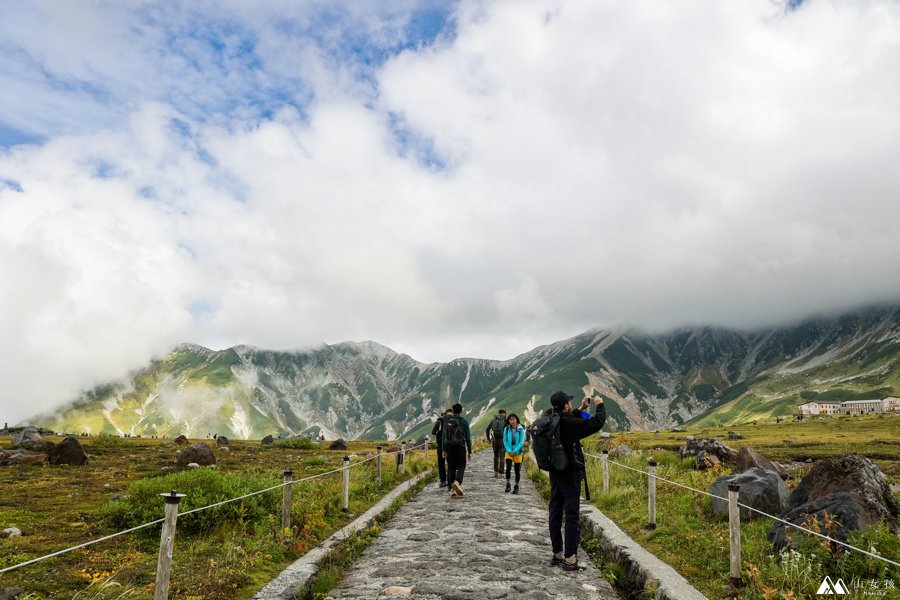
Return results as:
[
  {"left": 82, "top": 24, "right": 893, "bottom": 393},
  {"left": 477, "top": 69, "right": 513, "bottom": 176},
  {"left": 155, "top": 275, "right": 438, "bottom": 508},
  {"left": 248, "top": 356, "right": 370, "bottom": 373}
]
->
[{"left": 1, "top": 0, "right": 899, "bottom": 422}]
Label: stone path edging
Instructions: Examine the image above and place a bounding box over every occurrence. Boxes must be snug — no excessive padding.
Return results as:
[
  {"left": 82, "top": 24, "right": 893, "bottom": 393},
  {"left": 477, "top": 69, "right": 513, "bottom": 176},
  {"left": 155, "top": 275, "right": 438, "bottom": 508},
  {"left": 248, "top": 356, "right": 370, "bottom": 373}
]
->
[
  {"left": 253, "top": 468, "right": 432, "bottom": 600},
  {"left": 579, "top": 504, "right": 709, "bottom": 600}
]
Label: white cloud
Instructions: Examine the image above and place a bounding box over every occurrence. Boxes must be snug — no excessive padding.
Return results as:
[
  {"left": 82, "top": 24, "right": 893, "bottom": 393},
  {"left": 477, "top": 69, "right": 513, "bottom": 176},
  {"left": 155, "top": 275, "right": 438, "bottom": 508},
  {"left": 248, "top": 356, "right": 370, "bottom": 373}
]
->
[{"left": 1, "top": 0, "right": 899, "bottom": 423}]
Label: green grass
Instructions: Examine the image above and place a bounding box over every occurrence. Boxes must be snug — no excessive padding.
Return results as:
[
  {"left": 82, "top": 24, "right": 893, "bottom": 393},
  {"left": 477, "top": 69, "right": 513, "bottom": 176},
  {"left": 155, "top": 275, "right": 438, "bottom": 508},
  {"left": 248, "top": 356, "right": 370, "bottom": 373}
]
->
[
  {"left": 0, "top": 436, "right": 431, "bottom": 599},
  {"left": 527, "top": 413, "right": 900, "bottom": 599}
]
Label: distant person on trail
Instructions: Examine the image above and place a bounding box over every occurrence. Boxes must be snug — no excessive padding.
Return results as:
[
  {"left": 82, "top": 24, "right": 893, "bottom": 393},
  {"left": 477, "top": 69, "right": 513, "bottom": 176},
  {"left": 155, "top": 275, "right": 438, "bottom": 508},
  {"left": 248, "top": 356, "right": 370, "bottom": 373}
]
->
[
  {"left": 503, "top": 413, "right": 526, "bottom": 494},
  {"left": 546, "top": 391, "right": 605, "bottom": 571},
  {"left": 486, "top": 409, "right": 507, "bottom": 478},
  {"left": 442, "top": 403, "right": 473, "bottom": 497},
  {"left": 432, "top": 408, "right": 453, "bottom": 488}
]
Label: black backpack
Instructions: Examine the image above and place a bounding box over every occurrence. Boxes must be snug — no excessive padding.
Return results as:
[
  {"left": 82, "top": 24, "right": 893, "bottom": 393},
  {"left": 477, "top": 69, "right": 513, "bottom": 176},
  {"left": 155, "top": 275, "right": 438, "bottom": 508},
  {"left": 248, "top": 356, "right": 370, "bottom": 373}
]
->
[
  {"left": 444, "top": 416, "right": 465, "bottom": 448},
  {"left": 531, "top": 410, "right": 568, "bottom": 471},
  {"left": 491, "top": 415, "right": 505, "bottom": 439}
]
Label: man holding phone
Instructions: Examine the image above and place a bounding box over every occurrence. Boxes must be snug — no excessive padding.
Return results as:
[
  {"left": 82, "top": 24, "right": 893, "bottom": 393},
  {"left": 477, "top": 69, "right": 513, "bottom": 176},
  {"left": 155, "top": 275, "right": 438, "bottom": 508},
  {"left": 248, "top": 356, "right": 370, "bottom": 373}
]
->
[{"left": 547, "top": 390, "right": 606, "bottom": 571}]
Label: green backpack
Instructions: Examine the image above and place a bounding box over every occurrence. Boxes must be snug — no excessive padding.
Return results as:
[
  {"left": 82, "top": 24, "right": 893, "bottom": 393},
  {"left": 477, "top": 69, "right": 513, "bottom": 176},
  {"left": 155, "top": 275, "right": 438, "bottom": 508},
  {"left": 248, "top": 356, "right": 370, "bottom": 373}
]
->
[{"left": 491, "top": 415, "right": 505, "bottom": 439}]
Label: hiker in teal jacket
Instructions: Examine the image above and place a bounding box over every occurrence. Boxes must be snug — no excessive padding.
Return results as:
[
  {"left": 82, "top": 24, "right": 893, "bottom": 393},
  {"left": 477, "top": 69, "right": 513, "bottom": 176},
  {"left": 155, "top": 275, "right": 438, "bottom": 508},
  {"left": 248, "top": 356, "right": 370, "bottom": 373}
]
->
[
  {"left": 442, "top": 402, "right": 473, "bottom": 496},
  {"left": 503, "top": 413, "right": 526, "bottom": 494}
]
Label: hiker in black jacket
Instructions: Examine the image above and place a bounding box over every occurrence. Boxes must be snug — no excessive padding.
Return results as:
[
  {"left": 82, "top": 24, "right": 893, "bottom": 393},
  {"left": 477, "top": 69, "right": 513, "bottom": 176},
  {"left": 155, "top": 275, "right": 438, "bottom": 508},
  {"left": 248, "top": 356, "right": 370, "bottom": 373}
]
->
[
  {"left": 547, "top": 390, "right": 606, "bottom": 571},
  {"left": 485, "top": 409, "right": 507, "bottom": 478},
  {"left": 431, "top": 408, "right": 453, "bottom": 488}
]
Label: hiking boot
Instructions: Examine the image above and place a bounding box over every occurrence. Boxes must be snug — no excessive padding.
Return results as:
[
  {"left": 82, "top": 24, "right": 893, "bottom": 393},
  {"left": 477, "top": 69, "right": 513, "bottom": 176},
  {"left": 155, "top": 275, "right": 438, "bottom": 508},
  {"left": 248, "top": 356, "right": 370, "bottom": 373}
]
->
[
  {"left": 550, "top": 553, "right": 565, "bottom": 566},
  {"left": 513, "top": 485, "right": 519, "bottom": 494},
  {"left": 504, "top": 482, "right": 511, "bottom": 493},
  {"left": 439, "top": 481, "right": 447, "bottom": 488},
  {"left": 451, "top": 481, "right": 464, "bottom": 496},
  {"left": 561, "top": 557, "right": 586, "bottom": 571}
]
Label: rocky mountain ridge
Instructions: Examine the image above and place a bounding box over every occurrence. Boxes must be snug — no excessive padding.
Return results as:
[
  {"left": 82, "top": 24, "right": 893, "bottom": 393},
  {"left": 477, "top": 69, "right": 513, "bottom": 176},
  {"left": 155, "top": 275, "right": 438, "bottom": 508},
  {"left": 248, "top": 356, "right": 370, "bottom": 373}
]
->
[{"left": 34, "top": 304, "right": 900, "bottom": 440}]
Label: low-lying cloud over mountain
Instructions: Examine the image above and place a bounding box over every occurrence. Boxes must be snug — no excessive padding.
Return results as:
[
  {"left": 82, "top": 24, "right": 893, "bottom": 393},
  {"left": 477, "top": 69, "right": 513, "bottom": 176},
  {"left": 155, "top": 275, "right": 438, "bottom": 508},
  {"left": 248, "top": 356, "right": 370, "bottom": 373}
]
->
[{"left": 35, "top": 305, "right": 900, "bottom": 439}]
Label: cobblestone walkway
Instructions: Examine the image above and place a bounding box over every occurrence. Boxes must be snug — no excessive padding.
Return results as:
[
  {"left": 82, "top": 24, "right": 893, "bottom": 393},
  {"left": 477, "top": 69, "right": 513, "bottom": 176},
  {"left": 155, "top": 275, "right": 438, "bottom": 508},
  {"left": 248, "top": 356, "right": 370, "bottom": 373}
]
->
[{"left": 326, "top": 450, "right": 620, "bottom": 600}]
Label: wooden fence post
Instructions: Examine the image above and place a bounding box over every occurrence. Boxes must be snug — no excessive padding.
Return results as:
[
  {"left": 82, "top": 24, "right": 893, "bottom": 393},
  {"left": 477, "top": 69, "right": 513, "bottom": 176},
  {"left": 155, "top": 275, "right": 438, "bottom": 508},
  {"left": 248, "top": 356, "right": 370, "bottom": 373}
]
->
[
  {"left": 602, "top": 450, "right": 609, "bottom": 493},
  {"left": 647, "top": 459, "right": 657, "bottom": 530},
  {"left": 282, "top": 470, "right": 293, "bottom": 535},
  {"left": 154, "top": 490, "right": 185, "bottom": 600},
  {"left": 400, "top": 442, "right": 406, "bottom": 474},
  {"left": 728, "top": 483, "right": 743, "bottom": 589},
  {"left": 342, "top": 456, "right": 350, "bottom": 512},
  {"left": 424, "top": 438, "right": 428, "bottom": 459},
  {"left": 376, "top": 446, "right": 382, "bottom": 485}
]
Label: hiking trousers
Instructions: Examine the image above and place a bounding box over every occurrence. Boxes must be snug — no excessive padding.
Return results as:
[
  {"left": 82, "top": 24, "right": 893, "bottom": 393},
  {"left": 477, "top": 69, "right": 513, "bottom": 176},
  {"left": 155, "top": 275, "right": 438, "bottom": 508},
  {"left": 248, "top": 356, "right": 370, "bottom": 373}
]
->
[
  {"left": 446, "top": 446, "right": 467, "bottom": 485},
  {"left": 436, "top": 442, "right": 446, "bottom": 483},
  {"left": 492, "top": 437, "right": 504, "bottom": 473},
  {"left": 548, "top": 479, "right": 581, "bottom": 558}
]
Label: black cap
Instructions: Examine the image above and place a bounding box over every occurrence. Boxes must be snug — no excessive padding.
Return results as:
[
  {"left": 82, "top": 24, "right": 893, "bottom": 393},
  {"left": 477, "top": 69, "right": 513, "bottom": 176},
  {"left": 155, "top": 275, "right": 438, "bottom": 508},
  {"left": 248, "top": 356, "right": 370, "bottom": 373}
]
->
[{"left": 550, "top": 391, "right": 574, "bottom": 409}]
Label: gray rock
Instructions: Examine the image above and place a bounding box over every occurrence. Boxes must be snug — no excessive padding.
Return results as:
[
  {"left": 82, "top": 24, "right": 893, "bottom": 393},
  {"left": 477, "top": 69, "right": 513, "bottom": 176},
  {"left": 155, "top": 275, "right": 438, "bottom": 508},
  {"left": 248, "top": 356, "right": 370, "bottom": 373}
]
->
[
  {"left": 710, "top": 468, "right": 790, "bottom": 519},
  {"left": 727, "top": 431, "right": 744, "bottom": 440},
  {"left": 187, "top": 462, "right": 201, "bottom": 468},
  {"left": 680, "top": 437, "right": 737, "bottom": 464},
  {"left": 4, "top": 453, "right": 46, "bottom": 466},
  {"left": 1, "top": 527, "right": 22, "bottom": 538},
  {"left": 11, "top": 427, "right": 54, "bottom": 452},
  {"left": 736, "top": 447, "right": 787, "bottom": 480},
  {"left": 693, "top": 451, "right": 720, "bottom": 471},
  {"left": 600, "top": 431, "right": 611, "bottom": 439},
  {"left": 612, "top": 444, "right": 632, "bottom": 456},
  {"left": 176, "top": 443, "right": 216, "bottom": 467},
  {"left": 261, "top": 435, "right": 274, "bottom": 445},
  {"left": 216, "top": 436, "right": 229, "bottom": 446},
  {"left": 329, "top": 439, "right": 348, "bottom": 451},
  {"left": 769, "top": 454, "right": 900, "bottom": 550},
  {"left": 407, "top": 532, "right": 438, "bottom": 542},
  {"left": 47, "top": 436, "right": 88, "bottom": 466},
  {"left": 174, "top": 435, "right": 189, "bottom": 445},
  {"left": 671, "top": 427, "right": 686, "bottom": 433},
  {"left": 685, "top": 435, "right": 695, "bottom": 441},
  {"left": 1, "top": 588, "right": 25, "bottom": 599}
]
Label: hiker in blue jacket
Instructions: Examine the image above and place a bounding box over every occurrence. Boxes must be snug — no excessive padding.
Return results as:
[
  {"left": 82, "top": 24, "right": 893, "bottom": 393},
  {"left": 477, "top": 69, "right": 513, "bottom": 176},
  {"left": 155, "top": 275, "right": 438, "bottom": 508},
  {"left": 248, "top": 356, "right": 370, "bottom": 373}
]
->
[{"left": 502, "top": 413, "right": 526, "bottom": 494}]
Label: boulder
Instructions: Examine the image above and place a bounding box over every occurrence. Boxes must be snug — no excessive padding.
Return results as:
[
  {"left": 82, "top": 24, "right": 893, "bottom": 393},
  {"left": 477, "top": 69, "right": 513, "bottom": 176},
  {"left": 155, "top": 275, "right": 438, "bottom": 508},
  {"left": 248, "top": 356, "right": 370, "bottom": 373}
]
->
[
  {"left": 261, "top": 435, "right": 274, "bottom": 446},
  {"left": 612, "top": 444, "right": 633, "bottom": 457},
  {"left": 600, "top": 431, "right": 612, "bottom": 439},
  {"left": 160, "top": 441, "right": 176, "bottom": 447},
  {"left": 694, "top": 451, "right": 721, "bottom": 471},
  {"left": 11, "top": 427, "right": 54, "bottom": 452},
  {"left": 329, "top": 439, "right": 349, "bottom": 451},
  {"left": 176, "top": 444, "right": 216, "bottom": 467},
  {"left": 415, "top": 435, "right": 429, "bottom": 447},
  {"left": 216, "top": 436, "right": 229, "bottom": 446},
  {"left": 685, "top": 435, "right": 695, "bottom": 441},
  {"left": 680, "top": 437, "right": 738, "bottom": 464},
  {"left": 736, "top": 447, "right": 788, "bottom": 480},
  {"left": 710, "top": 468, "right": 790, "bottom": 519},
  {"left": 1, "top": 527, "right": 22, "bottom": 538},
  {"left": 174, "top": 435, "right": 189, "bottom": 445},
  {"left": 5, "top": 453, "right": 46, "bottom": 466},
  {"left": 768, "top": 454, "right": 900, "bottom": 550},
  {"left": 727, "top": 431, "right": 744, "bottom": 440},
  {"left": 1, "top": 588, "right": 24, "bottom": 599},
  {"left": 47, "top": 436, "right": 88, "bottom": 466},
  {"left": 672, "top": 427, "right": 686, "bottom": 433}
]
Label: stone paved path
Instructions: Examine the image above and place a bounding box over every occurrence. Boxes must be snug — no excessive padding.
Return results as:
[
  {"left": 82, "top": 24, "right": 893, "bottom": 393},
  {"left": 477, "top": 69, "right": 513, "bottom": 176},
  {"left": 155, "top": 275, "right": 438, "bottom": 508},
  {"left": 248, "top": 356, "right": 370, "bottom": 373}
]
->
[{"left": 326, "top": 450, "right": 620, "bottom": 600}]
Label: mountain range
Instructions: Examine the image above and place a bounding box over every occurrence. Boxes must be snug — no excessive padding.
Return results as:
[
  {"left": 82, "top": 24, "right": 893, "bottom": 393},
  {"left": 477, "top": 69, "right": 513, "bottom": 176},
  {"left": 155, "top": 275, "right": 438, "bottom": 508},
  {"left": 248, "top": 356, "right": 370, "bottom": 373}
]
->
[{"left": 34, "top": 304, "right": 900, "bottom": 440}]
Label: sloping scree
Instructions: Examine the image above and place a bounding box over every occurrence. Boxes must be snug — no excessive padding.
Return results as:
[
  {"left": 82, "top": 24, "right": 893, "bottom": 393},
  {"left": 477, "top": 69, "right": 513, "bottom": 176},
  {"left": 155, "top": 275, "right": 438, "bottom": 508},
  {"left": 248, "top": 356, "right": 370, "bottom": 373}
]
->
[{"left": 769, "top": 454, "right": 899, "bottom": 550}]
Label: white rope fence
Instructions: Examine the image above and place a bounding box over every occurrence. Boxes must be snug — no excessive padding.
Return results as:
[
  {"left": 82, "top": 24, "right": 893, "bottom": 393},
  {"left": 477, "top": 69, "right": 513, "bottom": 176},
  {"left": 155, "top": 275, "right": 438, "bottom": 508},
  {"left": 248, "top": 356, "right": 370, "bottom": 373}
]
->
[
  {"left": 0, "top": 439, "right": 430, "bottom": 583},
  {"left": 582, "top": 450, "right": 900, "bottom": 574}
]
